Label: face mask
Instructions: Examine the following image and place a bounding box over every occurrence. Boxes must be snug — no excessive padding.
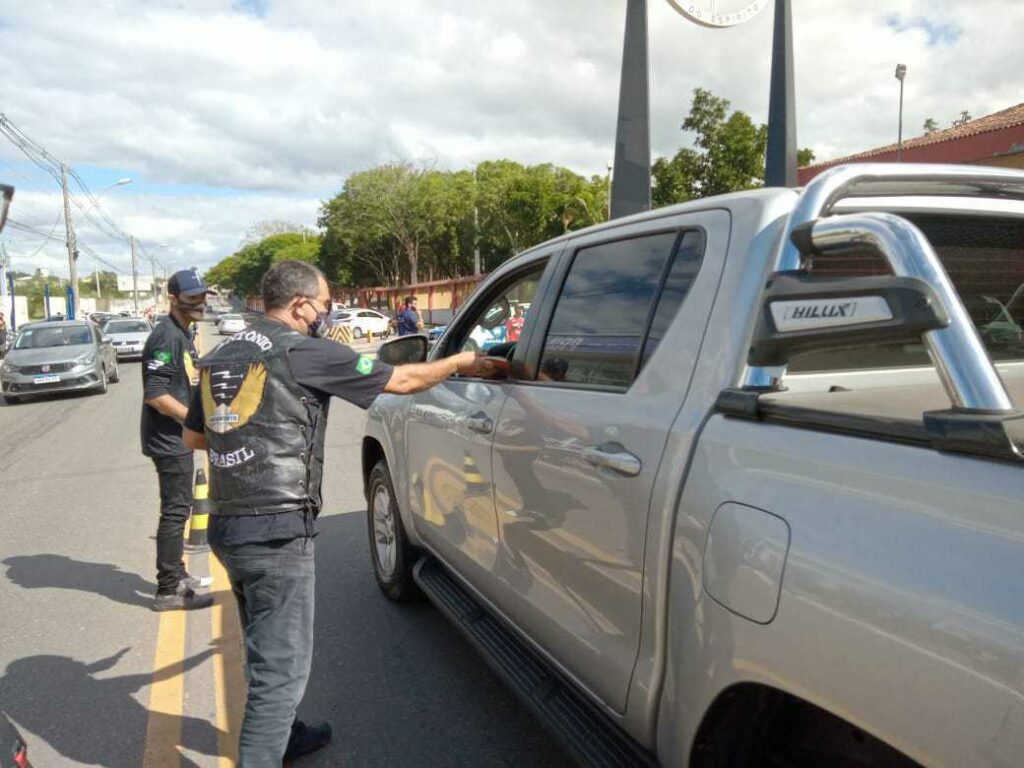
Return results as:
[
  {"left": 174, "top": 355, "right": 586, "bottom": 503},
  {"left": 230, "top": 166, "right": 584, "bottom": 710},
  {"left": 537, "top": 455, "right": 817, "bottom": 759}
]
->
[
  {"left": 305, "top": 302, "right": 335, "bottom": 338},
  {"left": 183, "top": 304, "right": 205, "bottom": 322}
]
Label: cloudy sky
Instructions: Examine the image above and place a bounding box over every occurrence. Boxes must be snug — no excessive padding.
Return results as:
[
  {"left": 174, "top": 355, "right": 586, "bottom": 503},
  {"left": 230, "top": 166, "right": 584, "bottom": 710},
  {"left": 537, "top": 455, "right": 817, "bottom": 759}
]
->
[{"left": 1, "top": 0, "right": 1020, "bottom": 280}]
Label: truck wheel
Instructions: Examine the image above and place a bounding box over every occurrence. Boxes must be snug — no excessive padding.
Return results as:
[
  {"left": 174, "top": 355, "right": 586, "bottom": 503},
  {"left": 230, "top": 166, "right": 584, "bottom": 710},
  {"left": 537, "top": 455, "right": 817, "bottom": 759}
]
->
[{"left": 367, "top": 459, "right": 422, "bottom": 601}]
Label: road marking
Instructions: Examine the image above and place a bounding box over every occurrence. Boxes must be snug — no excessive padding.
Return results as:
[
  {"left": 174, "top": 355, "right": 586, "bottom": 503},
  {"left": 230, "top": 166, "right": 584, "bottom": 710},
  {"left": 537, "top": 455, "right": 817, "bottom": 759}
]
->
[
  {"left": 141, "top": 556, "right": 189, "bottom": 768},
  {"left": 211, "top": 551, "right": 245, "bottom": 767}
]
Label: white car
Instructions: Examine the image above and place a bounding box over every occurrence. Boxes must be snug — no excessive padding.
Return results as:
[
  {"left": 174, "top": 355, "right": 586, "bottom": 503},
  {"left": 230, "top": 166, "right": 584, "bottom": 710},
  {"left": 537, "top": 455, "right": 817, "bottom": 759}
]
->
[
  {"left": 332, "top": 308, "right": 391, "bottom": 339},
  {"left": 101, "top": 318, "right": 152, "bottom": 359},
  {"left": 217, "top": 313, "right": 247, "bottom": 335}
]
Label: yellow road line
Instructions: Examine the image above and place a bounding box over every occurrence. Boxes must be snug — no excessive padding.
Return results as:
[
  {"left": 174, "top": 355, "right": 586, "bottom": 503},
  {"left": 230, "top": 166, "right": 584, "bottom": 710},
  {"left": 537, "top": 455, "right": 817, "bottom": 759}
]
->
[
  {"left": 141, "top": 556, "right": 189, "bottom": 768},
  {"left": 211, "top": 552, "right": 246, "bottom": 767}
]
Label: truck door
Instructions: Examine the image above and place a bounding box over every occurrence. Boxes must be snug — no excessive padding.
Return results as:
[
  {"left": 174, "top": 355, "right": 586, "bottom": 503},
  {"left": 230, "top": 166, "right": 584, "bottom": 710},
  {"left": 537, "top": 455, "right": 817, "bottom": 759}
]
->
[
  {"left": 491, "top": 210, "right": 729, "bottom": 713},
  {"left": 405, "top": 258, "right": 553, "bottom": 590}
]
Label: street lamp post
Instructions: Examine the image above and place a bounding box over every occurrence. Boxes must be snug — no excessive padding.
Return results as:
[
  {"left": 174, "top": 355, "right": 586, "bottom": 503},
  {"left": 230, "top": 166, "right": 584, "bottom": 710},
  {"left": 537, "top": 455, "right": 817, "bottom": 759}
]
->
[{"left": 895, "top": 64, "right": 907, "bottom": 162}]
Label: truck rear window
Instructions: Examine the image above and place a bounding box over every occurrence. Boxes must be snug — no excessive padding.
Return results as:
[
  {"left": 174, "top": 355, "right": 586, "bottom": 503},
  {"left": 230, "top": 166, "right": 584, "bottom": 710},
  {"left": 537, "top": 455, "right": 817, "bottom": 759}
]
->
[{"left": 788, "top": 214, "right": 1024, "bottom": 372}]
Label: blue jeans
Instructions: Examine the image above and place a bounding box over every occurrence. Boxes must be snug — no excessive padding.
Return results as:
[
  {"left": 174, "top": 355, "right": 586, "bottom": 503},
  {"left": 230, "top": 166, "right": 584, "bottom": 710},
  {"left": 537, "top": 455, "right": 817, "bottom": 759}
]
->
[{"left": 213, "top": 536, "right": 315, "bottom": 768}]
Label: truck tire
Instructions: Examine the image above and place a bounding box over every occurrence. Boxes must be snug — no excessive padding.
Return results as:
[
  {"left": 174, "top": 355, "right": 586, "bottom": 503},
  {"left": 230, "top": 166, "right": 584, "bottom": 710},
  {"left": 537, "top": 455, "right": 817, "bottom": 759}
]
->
[{"left": 367, "top": 459, "right": 422, "bottom": 601}]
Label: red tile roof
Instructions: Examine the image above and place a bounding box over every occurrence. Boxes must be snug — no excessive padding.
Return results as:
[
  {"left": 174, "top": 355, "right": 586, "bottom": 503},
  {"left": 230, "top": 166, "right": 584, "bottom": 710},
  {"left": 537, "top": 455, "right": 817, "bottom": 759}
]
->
[{"left": 803, "top": 102, "right": 1024, "bottom": 169}]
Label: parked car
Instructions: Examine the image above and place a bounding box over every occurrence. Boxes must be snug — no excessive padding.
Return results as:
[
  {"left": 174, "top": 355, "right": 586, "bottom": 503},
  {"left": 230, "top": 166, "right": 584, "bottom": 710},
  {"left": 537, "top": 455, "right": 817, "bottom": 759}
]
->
[
  {"left": 363, "top": 163, "right": 1024, "bottom": 768},
  {"left": 217, "top": 313, "right": 247, "bottom": 335},
  {"left": 101, "top": 318, "right": 152, "bottom": 360},
  {"left": 332, "top": 308, "right": 391, "bottom": 339},
  {"left": 0, "top": 320, "right": 118, "bottom": 404},
  {"left": 88, "top": 311, "right": 117, "bottom": 327}
]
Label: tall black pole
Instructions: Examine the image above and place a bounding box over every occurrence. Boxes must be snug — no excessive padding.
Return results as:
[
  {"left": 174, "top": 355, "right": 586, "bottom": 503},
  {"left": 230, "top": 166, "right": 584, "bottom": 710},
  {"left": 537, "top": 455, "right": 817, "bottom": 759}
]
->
[
  {"left": 765, "top": 0, "right": 797, "bottom": 187},
  {"left": 610, "top": 0, "right": 651, "bottom": 219},
  {"left": 897, "top": 79, "right": 905, "bottom": 161}
]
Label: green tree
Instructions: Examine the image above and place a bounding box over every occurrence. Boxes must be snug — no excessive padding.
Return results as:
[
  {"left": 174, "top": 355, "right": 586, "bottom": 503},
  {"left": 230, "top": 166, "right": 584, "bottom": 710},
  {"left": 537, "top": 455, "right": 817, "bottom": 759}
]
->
[
  {"left": 923, "top": 117, "right": 939, "bottom": 134},
  {"left": 204, "top": 232, "right": 323, "bottom": 296},
  {"left": 653, "top": 88, "right": 817, "bottom": 206}
]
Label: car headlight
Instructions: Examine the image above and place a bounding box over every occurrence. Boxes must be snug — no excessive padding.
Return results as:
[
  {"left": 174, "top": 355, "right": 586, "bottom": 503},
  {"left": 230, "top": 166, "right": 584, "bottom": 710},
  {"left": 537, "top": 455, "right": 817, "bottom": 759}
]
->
[
  {"left": 77, "top": 353, "right": 97, "bottom": 366},
  {"left": 0, "top": 360, "right": 17, "bottom": 374}
]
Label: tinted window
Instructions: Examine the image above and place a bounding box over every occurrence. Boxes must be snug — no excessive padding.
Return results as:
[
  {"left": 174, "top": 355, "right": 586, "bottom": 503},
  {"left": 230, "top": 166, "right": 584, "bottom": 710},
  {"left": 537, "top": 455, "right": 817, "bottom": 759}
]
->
[
  {"left": 789, "top": 214, "right": 1024, "bottom": 372},
  {"left": 641, "top": 230, "right": 706, "bottom": 366},
  {"left": 105, "top": 321, "right": 150, "bottom": 333},
  {"left": 541, "top": 232, "right": 685, "bottom": 388}
]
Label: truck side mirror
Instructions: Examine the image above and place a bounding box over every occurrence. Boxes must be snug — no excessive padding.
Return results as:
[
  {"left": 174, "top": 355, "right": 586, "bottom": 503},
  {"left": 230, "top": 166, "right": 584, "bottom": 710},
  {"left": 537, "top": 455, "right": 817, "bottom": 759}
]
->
[
  {"left": 748, "top": 271, "right": 949, "bottom": 367},
  {"left": 378, "top": 334, "right": 428, "bottom": 365}
]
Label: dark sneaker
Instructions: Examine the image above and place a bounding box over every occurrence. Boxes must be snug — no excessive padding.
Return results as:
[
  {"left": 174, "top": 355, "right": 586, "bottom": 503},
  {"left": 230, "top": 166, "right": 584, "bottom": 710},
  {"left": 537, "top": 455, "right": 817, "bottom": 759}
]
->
[
  {"left": 153, "top": 581, "right": 215, "bottom": 612},
  {"left": 181, "top": 575, "right": 214, "bottom": 591},
  {"left": 284, "top": 720, "right": 332, "bottom": 763}
]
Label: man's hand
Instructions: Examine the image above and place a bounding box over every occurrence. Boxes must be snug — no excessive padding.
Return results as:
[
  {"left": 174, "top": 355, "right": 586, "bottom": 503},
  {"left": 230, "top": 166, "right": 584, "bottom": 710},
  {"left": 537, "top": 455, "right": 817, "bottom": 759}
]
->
[
  {"left": 384, "top": 351, "right": 507, "bottom": 395},
  {"left": 457, "top": 354, "right": 510, "bottom": 380}
]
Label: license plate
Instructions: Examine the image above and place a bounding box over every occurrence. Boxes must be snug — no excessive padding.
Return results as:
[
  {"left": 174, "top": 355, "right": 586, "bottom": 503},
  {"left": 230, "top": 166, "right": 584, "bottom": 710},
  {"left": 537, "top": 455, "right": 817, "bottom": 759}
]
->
[{"left": 33, "top": 375, "right": 61, "bottom": 384}]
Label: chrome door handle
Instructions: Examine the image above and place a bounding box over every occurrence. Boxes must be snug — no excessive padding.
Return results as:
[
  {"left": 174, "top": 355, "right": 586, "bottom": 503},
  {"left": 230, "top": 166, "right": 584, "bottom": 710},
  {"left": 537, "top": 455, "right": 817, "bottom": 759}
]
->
[
  {"left": 581, "top": 445, "right": 642, "bottom": 477},
  {"left": 464, "top": 413, "right": 494, "bottom": 434}
]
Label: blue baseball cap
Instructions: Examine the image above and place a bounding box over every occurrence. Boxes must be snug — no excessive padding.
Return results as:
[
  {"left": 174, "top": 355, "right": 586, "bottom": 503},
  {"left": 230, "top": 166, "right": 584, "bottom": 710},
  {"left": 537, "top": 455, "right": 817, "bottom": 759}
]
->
[{"left": 168, "top": 268, "right": 207, "bottom": 297}]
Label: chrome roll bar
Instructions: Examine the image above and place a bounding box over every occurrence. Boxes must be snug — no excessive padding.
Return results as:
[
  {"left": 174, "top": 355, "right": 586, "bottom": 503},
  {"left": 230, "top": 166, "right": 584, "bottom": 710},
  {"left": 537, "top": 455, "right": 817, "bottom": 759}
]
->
[{"left": 745, "top": 163, "right": 1024, "bottom": 411}]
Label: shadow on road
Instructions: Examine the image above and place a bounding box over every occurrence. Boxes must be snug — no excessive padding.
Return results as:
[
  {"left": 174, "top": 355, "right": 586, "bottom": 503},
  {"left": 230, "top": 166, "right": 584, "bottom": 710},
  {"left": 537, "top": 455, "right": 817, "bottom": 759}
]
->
[
  {"left": 0, "top": 646, "right": 222, "bottom": 768},
  {"left": 298, "top": 510, "right": 568, "bottom": 767},
  {"left": 2, "top": 554, "right": 156, "bottom": 609}
]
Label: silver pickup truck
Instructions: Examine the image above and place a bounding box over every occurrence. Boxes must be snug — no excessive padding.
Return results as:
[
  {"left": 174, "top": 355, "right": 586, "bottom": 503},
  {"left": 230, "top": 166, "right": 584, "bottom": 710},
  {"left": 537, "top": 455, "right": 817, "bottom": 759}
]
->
[{"left": 362, "top": 164, "right": 1024, "bottom": 767}]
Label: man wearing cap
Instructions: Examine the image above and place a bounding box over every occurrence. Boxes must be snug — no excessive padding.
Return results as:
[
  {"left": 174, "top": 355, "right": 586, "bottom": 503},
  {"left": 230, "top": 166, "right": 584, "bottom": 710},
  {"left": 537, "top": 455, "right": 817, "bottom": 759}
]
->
[{"left": 140, "top": 268, "right": 214, "bottom": 611}]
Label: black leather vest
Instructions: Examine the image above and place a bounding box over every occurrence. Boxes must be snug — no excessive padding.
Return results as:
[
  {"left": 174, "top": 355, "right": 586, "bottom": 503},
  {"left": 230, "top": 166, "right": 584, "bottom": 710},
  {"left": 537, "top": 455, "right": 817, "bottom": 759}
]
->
[{"left": 198, "top": 318, "right": 329, "bottom": 516}]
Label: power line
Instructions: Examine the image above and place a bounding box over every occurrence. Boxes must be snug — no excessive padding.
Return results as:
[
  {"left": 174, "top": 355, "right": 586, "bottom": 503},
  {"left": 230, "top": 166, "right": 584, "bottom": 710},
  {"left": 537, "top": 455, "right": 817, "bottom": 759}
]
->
[{"left": 4, "top": 210, "right": 64, "bottom": 259}]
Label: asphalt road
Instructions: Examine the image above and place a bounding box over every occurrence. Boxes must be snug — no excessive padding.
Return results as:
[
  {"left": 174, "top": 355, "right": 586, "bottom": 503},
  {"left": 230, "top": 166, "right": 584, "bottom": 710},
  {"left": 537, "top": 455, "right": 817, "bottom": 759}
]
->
[{"left": 0, "top": 320, "right": 567, "bottom": 767}]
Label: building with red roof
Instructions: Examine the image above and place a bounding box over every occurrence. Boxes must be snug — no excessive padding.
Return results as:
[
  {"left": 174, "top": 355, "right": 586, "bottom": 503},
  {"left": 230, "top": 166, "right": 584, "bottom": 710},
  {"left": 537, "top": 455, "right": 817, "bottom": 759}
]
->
[{"left": 799, "top": 102, "right": 1024, "bottom": 184}]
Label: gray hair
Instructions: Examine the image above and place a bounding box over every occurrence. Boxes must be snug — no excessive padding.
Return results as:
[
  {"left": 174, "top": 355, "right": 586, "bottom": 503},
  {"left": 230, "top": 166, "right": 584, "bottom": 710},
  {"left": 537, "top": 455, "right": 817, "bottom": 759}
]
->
[{"left": 261, "top": 260, "right": 326, "bottom": 310}]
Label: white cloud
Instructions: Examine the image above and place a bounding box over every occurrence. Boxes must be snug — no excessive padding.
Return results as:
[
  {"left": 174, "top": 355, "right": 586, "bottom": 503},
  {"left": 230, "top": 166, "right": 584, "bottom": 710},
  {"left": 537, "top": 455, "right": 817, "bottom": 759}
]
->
[{"left": 1, "top": 0, "right": 1022, "bottom": 273}]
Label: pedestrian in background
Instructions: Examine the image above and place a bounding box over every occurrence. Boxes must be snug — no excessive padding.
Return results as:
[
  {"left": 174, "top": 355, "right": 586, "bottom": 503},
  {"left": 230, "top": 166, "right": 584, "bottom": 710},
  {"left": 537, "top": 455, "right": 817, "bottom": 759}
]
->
[
  {"left": 396, "top": 295, "right": 422, "bottom": 336},
  {"left": 0, "top": 311, "right": 7, "bottom": 354},
  {"left": 140, "top": 268, "right": 214, "bottom": 611},
  {"left": 183, "top": 260, "right": 501, "bottom": 766}
]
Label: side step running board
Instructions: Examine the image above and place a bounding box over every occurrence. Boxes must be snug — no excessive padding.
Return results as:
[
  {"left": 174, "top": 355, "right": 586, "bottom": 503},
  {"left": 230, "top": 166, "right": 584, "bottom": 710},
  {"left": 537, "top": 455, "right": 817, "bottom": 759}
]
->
[{"left": 413, "top": 556, "right": 658, "bottom": 768}]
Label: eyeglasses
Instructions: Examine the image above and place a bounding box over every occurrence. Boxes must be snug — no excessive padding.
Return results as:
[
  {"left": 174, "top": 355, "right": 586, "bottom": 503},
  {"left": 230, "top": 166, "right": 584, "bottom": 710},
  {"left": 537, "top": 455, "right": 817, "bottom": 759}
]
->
[{"left": 301, "top": 296, "right": 330, "bottom": 314}]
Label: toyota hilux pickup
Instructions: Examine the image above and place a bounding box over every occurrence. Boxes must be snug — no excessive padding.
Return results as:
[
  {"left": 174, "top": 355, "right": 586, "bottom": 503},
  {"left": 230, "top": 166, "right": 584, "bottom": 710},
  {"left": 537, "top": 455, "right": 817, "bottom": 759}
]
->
[{"left": 362, "top": 164, "right": 1024, "bottom": 767}]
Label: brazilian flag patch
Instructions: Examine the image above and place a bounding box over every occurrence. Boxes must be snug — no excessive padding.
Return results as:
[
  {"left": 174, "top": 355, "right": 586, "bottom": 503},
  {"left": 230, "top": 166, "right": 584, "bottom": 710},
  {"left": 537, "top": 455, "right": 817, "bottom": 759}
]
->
[
  {"left": 154, "top": 350, "right": 172, "bottom": 363},
  {"left": 355, "top": 355, "right": 374, "bottom": 375}
]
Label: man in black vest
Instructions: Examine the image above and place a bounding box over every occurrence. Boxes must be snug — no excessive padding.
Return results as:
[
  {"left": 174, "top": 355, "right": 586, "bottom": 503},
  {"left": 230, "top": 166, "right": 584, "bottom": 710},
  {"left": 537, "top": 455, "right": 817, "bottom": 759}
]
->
[
  {"left": 141, "top": 268, "right": 215, "bottom": 612},
  {"left": 183, "top": 260, "right": 496, "bottom": 766}
]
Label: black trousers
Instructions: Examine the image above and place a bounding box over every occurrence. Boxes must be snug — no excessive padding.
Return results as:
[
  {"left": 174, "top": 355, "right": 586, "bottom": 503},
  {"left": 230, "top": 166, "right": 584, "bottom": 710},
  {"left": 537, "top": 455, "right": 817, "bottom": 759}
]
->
[
  {"left": 151, "top": 454, "right": 194, "bottom": 594},
  {"left": 212, "top": 537, "right": 316, "bottom": 767}
]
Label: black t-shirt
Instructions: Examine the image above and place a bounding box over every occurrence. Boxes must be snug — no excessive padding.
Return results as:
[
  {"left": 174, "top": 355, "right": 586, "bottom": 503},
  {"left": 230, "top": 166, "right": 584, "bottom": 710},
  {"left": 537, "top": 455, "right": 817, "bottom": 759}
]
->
[
  {"left": 140, "top": 315, "right": 198, "bottom": 458},
  {"left": 185, "top": 333, "right": 394, "bottom": 547}
]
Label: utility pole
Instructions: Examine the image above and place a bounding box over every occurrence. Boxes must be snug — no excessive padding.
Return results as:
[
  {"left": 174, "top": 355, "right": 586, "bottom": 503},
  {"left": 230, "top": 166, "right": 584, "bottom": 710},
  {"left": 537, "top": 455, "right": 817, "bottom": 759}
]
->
[
  {"left": 130, "top": 236, "right": 139, "bottom": 316},
  {"left": 149, "top": 256, "right": 159, "bottom": 303},
  {"left": 94, "top": 260, "right": 101, "bottom": 298},
  {"left": 0, "top": 242, "right": 9, "bottom": 299},
  {"left": 473, "top": 204, "right": 481, "bottom": 276},
  {"left": 61, "top": 164, "right": 79, "bottom": 318}
]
